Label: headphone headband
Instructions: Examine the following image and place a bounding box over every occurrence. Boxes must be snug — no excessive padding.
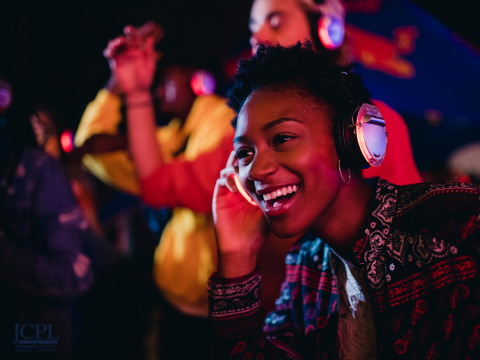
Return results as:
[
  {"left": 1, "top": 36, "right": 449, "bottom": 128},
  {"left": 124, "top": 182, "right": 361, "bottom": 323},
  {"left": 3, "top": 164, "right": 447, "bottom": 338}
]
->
[{"left": 340, "top": 72, "right": 359, "bottom": 105}]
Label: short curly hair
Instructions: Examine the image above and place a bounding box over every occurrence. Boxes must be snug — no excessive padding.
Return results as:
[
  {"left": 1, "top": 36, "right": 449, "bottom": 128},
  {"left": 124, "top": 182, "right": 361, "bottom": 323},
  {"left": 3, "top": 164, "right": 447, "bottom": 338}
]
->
[{"left": 227, "top": 42, "right": 371, "bottom": 128}]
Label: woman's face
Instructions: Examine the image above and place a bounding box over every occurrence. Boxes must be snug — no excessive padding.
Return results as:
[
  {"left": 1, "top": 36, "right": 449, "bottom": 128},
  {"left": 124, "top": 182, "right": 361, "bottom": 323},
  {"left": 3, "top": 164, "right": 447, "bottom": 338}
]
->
[
  {"left": 234, "top": 87, "right": 342, "bottom": 238},
  {"left": 249, "top": 0, "right": 313, "bottom": 54},
  {"left": 155, "top": 66, "right": 195, "bottom": 118}
]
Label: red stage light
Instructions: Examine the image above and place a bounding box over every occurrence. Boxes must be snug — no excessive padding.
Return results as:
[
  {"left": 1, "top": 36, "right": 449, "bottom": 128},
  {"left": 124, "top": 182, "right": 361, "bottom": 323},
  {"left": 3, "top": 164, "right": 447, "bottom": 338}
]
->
[{"left": 60, "top": 130, "right": 74, "bottom": 153}]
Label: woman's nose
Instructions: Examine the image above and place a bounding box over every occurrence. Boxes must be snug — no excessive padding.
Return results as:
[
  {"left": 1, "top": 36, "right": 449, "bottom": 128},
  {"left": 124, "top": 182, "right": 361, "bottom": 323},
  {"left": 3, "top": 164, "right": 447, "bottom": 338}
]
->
[{"left": 247, "top": 152, "right": 278, "bottom": 182}]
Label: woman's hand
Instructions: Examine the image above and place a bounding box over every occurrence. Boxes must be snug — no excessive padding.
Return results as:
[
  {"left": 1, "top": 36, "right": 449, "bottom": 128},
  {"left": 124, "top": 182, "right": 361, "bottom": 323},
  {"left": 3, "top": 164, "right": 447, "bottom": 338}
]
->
[
  {"left": 103, "top": 23, "right": 162, "bottom": 100},
  {"left": 213, "top": 151, "right": 270, "bottom": 278}
]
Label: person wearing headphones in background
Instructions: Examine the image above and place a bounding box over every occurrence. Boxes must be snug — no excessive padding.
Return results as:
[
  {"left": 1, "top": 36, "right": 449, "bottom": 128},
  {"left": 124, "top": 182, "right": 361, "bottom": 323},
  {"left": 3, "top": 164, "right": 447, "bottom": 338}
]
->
[
  {"left": 248, "top": 0, "right": 421, "bottom": 186},
  {"left": 74, "top": 22, "right": 235, "bottom": 359},
  {"left": 209, "top": 42, "right": 480, "bottom": 360}
]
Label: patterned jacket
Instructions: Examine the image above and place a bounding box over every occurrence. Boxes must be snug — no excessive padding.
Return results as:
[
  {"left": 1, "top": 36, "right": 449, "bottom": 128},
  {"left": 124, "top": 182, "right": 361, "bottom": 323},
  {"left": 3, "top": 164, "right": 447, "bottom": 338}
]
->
[{"left": 208, "top": 179, "right": 480, "bottom": 359}]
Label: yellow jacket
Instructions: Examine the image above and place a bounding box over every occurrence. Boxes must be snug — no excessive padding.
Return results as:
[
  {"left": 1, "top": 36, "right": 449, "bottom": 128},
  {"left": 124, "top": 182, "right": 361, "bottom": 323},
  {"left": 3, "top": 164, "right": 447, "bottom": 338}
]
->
[{"left": 75, "top": 89, "right": 235, "bottom": 316}]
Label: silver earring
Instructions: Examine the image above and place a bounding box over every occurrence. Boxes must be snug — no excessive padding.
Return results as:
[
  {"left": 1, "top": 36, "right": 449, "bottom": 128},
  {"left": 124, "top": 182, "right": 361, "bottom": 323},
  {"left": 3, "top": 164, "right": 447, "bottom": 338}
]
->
[{"left": 338, "top": 159, "right": 351, "bottom": 184}]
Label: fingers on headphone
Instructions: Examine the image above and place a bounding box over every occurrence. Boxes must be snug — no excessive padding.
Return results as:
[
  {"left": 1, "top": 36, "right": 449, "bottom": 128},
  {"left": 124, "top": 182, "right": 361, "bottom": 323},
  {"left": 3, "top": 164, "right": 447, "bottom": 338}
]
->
[
  {"left": 218, "top": 169, "right": 238, "bottom": 193},
  {"left": 223, "top": 151, "right": 241, "bottom": 193},
  {"left": 220, "top": 158, "right": 239, "bottom": 193},
  {"left": 226, "top": 150, "right": 239, "bottom": 168}
]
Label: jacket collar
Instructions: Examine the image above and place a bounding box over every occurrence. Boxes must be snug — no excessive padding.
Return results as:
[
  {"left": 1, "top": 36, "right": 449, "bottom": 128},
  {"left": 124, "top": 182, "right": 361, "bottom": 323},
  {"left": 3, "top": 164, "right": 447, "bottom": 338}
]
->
[{"left": 352, "top": 178, "right": 400, "bottom": 289}]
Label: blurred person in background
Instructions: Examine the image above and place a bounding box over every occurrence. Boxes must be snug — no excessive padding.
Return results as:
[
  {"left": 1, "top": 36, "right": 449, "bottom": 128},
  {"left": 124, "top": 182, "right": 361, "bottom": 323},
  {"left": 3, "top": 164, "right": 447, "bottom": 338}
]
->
[
  {"left": 75, "top": 22, "right": 235, "bottom": 359},
  {"left": 30, "top": 105, "right": 61, "bottom": 159},
  {"left": 29, "top": 102, "right": 107, "bottom": 238},
  {"left": 0, "top": 76, "right": 94, "bottom": 359}
]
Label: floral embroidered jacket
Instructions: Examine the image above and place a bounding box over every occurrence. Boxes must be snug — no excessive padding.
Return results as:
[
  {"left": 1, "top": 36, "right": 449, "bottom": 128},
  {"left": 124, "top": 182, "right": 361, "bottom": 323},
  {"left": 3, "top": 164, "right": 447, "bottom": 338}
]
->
[{"left": 208, "top": 179, "right": 480, "bottom": 359}]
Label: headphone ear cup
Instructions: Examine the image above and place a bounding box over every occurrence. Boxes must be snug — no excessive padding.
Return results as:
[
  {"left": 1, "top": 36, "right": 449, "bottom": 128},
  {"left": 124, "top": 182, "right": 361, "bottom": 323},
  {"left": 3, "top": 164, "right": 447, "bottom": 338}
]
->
[
  {"left": 333, "top": 103, "right": 370, "bottom": 169},
  {"left": 190, "top": 70, "right": 216, "bottom": 96},
  {"left": 317, "top": 15, "right": 345, "bottom": 50}
]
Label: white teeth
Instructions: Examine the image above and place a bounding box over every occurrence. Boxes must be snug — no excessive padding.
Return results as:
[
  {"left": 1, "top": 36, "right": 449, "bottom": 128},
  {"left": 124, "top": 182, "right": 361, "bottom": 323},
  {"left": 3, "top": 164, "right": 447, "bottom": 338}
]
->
[{"left": 262, "top": 185, "right": 298, "bottom": 202}]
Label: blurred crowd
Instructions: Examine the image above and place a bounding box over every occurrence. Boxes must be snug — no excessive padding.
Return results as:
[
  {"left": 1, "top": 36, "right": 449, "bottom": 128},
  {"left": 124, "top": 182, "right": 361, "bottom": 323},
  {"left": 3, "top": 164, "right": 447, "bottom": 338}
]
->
[{"left": 1, "top": 0, "right": 478, "bottom": 359}]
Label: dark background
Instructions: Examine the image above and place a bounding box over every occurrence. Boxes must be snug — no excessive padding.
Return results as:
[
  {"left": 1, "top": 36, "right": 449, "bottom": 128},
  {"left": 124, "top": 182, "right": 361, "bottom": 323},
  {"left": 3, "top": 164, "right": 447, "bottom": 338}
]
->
[
  {"left": 0, "top": 0, "right": 478, "bottom": 132},
  {"left": 0, "top": 2, "right": 478, "bottom": 358}
]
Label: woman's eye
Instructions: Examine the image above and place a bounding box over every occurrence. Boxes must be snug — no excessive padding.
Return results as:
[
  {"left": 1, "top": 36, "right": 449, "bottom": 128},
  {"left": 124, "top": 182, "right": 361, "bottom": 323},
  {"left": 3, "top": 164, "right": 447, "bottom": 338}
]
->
[
  {"left": 270, "top": 15, "right": 281, "bottom": 29},
  {"left": 235, "top": 149, "right": 254, "bottom": 160},
  {"left": 273, "top": 134, "right": 294, "bottom": 146}
]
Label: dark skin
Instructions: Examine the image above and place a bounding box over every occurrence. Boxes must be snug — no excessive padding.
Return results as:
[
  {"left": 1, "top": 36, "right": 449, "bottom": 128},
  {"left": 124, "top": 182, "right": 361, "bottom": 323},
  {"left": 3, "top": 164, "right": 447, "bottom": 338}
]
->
[
  {"left": 156, "top": 66, "right": 197, "bottom": 126},
  {"left": 214, "top": 86, "right": 374, "bottom": 277}
]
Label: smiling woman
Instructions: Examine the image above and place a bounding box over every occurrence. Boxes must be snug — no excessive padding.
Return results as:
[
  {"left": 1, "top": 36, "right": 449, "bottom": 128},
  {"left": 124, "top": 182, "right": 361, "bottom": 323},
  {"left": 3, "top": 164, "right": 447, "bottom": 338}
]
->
[
  {"left": 223, "top": 42, "right": 375, "bottom": 253},
  {"left": 209, "top": 43, "right": 480, "bottom": 360},
  {"left": 233, "top": 86, "right": 364, "bottom": 241}
]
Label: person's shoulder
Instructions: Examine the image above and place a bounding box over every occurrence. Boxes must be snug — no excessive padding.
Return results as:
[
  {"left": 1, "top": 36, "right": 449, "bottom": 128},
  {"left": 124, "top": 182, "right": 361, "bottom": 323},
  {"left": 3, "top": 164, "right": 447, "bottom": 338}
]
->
[
  {"left": 192, "top": 95, "right": 236, "bottom": 135},
  {"left": 21, "top": 147, "right": 67, "bottom": 179},
  {"left": 371, "top": 99, "right": 397, "bottom": 114},
  {"left": 21, "top": 147, "right": 56, "bottom": 168},
  {"left": 194, "top": 94, "right": 224, "bottom": 108},
  {"left": 196, "top": 94, "right": 234, "bottom": 115},
  {"left": 395, "top": 181, "right": 480, "bottom": 219}
]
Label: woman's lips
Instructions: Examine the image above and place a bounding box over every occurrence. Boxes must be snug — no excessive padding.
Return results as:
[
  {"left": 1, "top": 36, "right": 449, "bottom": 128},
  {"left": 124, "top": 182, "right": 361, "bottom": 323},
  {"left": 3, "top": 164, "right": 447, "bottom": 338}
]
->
[{"left": 261, "top": 185, "right": 299, "bottom": 217}]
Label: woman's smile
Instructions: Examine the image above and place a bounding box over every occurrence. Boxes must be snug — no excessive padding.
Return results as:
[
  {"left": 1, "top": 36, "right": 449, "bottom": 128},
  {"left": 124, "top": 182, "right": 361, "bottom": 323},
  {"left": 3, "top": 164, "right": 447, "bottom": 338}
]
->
[
  {"left": 256, "top": 183, "right": 299, "bottom": 216},
  {"left": 234, "top": 85, "right": 341, "bottom": 238}
]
